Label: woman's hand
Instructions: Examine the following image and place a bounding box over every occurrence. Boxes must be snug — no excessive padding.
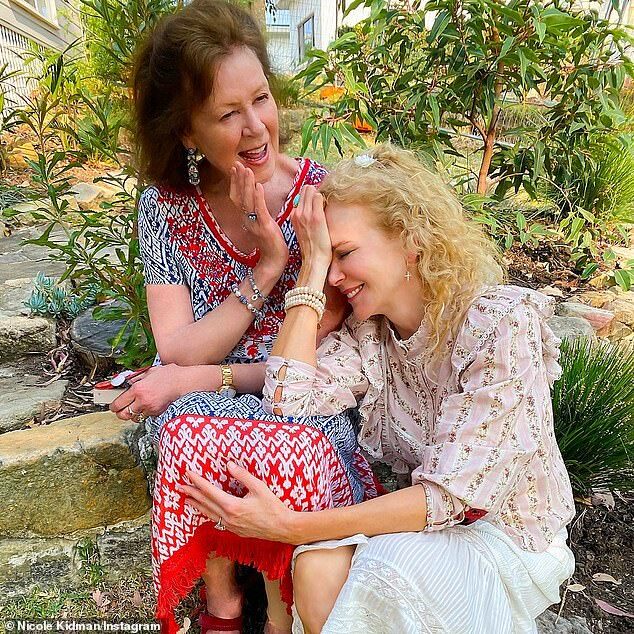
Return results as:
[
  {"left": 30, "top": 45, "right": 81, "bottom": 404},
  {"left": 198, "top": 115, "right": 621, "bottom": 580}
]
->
[
  {"left": 230, "top": 162, "right": 288, "bottom": 277},
  {"left": 180, "top": 462, "right": 298, "bottom": 543},
  {"left": 110, "top": 364, "right": 187, "bottom": 420},
  {"left": 291, "top": 185, "right": 332, "bottom": 270}
]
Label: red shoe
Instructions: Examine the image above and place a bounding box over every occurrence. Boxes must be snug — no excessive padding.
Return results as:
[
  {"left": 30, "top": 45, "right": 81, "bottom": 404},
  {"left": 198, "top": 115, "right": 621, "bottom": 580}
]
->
[
  {"left": 196, "top": 585, "right": 243, "bottom": 634},
  {"left": 198, "top": 611, "right": 243, "bottom": 633}
]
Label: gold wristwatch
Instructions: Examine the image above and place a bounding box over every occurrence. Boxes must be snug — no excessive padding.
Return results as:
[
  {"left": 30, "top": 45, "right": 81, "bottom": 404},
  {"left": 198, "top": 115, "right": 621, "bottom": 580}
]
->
[{"left": 217, "top": 364, "right": 236, "bottom": 398}]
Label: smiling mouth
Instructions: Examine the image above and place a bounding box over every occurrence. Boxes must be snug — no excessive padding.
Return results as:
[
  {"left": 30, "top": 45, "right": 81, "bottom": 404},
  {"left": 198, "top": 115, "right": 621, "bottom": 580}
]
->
[
  {"left": 238, "top": 144, "right": 268, "bottom": 163},
  {"left": 343, "top": 284, "right": 364, "bottom": 300}
]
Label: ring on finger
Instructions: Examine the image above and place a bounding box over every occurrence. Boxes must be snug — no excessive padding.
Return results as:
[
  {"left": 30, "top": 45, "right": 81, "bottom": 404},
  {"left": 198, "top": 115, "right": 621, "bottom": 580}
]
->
[{"left": 214, "top": 516, "right": 226, "bottom": 531}]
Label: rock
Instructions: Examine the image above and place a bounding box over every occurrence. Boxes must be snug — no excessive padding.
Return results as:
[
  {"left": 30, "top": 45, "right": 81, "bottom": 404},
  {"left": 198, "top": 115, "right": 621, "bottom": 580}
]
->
[
  {"left": 575, "top": 290, "right": 619, "bottom": 309},
  {"left": 538, "top": 285, "right": 565, "bottom": 298},
  {"left": 555, "top": 302, "right": 614, "bottom": 332},
  {"left": 0, "top": 360, "right": 68, "bottom": 433},
  {"left": 0, "top": 412, "right": 151, "bottom": 537},
  {"left": 0, "top": 315, "right": 56, "bottom": 362},
  {"left": 0, "top": 277, "right": 35, "bottom": 317},
  {"left": 0, "top": 537, "right": 79, "bottom": 598},
  {"left": 547, "top": 316, "right": 596, "bottom": 341},
  {"left": 70, "top": 302, "right": 138, "bottom": 372},
  {"left": 71, "top": 182, "right": 111, "bottom": 210},
  {"left": 536, "top": 609, "right": 592, "bottom": 633},
  {"left": 611, "top": 246, "right": 634, "bottom": 266},
  {"left": 604, "top": 292, "right": 634, "bottom": 328},
  {"left": 0, "top": 226, "right": 66, "bottom": 284},
  {"left": 602, "top": 320, "right": 633, "bottom": 342},
  {"left": 97, "top": 511, "right": 152, "bottom": 581}
]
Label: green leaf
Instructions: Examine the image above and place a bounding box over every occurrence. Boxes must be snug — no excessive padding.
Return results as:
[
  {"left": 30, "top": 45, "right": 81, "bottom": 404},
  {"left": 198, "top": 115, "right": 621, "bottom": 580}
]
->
[
  {"left": 614, "top": 269, "right": 632, "bottom": 291},
  {"left": 427, "top": 10, "right": 451, "bottom": 44},
  {"left": 499, "top": 36, "right": 516, "bottom": 59}
]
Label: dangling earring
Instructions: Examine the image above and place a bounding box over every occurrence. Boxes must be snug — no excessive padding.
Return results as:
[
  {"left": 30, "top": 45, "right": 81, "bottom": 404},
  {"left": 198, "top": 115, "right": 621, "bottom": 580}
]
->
[
  {"left": 405, "top": 270, "right": 412, "bottom": 282},
  {"left": 187, "top": 147, "right": 200, "bottom": 186}
]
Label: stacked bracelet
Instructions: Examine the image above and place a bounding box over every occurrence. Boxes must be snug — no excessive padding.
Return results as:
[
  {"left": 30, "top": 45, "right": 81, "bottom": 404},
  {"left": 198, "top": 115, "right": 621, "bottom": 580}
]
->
[
  {"left": 246, "top": 268, "right": 267, "bottom": 302},
  {"left": 231, "top": 284, "right": 265, "bottom": 322},
  {"left": 286, "top": 286, "right": 326, "bottom": 304},
  {"left": 284, "top": 286, "right": 326, "bottom": 322}
]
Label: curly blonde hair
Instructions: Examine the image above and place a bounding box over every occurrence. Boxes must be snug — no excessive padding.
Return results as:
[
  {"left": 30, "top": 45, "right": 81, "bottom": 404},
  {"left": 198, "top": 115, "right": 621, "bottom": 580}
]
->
[{"left": 320, "top": 143, "right": 504, "bottom": 360}]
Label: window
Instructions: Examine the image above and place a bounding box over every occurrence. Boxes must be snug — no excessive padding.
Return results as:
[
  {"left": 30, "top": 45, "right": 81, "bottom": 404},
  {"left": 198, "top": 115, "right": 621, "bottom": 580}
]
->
[
  {"left": 298, "top": 15, "right": 315, "bottom": 62},
  {"left": 266, "top": 7, "right": 291, "bottom": 28},
  {"left": 13, "top": 0, "right": 57, "bottom": 24}
]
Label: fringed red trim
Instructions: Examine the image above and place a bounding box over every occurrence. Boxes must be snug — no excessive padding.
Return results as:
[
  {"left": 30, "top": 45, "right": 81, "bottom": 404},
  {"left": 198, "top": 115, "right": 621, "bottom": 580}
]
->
[{"left": 156, "top": 522, "right": 294, "bottom": 634}]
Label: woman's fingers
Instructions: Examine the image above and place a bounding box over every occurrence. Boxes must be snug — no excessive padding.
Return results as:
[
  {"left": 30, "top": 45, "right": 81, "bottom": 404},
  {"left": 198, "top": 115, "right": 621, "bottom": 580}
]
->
[{"left": 227, "top": 460, "right": 267, "bottom": 493}]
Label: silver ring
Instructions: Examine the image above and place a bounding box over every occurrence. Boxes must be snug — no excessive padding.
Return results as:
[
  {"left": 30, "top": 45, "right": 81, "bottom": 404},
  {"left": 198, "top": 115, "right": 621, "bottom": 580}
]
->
[
  {"left": 246, "top": 212, "right": 257, "bottom": 222},
  {"left": 214, "top": 517, "right": 226, "bottom": 531},
  {"left": 127, "top": 405, "right": 139, "bottom": 416}
]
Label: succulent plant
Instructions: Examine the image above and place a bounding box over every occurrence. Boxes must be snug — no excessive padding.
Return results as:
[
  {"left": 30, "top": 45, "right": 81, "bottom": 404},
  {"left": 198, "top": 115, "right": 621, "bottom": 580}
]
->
[{"left": 25, "top": 273, "right": 99, "bottom": 320}]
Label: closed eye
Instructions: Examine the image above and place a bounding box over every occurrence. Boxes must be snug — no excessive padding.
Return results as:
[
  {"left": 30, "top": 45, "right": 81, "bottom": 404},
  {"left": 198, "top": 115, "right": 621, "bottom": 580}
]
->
[
  {"left": 221, "top": 110, "right": 237, "bottom": 121},
  {"left": 337, "top": 249, "right": 353, "bottom": 259},
  {"left": 256, "top": 93, "right": 269, "bottom": 103}
]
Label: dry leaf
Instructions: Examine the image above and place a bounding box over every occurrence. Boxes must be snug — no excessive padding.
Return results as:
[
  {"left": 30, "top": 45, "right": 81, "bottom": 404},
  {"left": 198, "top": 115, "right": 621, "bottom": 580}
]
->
[
  {"left": 566, "top": 583, "right": 586, "bottom": 592},
  {"left": 132, "top": 590, "right": 143, "bottom": 607},
  {"left": 176, "top": 617, "right": 191, "bottom": 634},
  {"left": 91, "top": 589, "right": 111, "bottom": 609},
  {"left": 591, "top": 490, "right": 615, "bottom": 510},
  {"left": 539, "top": 285, "right": 564, "bottom": 298},
  {"left": 594, "top": 598, "right": 634, "bottom": 618},
  {"left": 592, "top": 573, "right": 622, "bottom": 585}
]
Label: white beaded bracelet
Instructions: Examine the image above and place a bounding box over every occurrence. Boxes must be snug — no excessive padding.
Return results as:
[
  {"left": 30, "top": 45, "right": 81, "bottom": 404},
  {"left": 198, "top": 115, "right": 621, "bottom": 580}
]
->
[
  {"left": 286, "top": 286, "right": 326, "bottom": 304},
  {"left": 285, "top": 295, "right": 325, "bottom": 321}
]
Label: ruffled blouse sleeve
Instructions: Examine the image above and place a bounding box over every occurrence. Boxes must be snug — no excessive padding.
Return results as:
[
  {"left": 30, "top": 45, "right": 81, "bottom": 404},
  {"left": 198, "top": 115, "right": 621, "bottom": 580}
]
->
[
  {"left": 412, "top": 289, "right": 562, "bottom": 532},
  {"left": 262, "top": 319, "right": 370, "bottom": 418}
]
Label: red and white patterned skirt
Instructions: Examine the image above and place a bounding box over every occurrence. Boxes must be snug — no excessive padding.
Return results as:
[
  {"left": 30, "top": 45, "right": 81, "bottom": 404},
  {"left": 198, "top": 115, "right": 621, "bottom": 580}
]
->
[{"left": 152, "top": 413, "right": 379, "bottom": 633}]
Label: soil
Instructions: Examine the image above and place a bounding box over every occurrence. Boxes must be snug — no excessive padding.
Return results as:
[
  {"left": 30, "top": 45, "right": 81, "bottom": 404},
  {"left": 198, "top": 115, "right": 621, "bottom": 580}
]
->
[{"left": 556, "top": 498, "right": 634, "bottom": 633}]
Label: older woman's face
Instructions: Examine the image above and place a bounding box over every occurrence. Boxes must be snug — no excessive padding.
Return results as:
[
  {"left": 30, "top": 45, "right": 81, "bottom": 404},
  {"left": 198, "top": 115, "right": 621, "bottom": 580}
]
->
[
  {"left": 325, "top": 201, "right": 411, "bottom": 322},
  {"left": 184, "top": 46, "right": 280, "bottom": 184}
]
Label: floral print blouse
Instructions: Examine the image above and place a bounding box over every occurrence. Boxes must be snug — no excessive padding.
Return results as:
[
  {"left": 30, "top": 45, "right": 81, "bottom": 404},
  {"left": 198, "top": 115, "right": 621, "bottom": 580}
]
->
[{"left": 263, "top": 285, "right": 575, "bottom": 552}]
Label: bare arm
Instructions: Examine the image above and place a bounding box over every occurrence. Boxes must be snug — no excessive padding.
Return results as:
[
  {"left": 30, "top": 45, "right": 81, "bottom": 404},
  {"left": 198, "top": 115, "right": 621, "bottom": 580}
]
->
[
  {"left": 182, "top": 465, "right": 428, "bottom": 544},
  {"left": 270, "top": 186, "right": 333, "bottom": 367},
  {"left": 147, "top": 262, "right": 281, "bottom": 365},
  {"left": 110, "top": 362, "right": 266, "bottom": 420}
]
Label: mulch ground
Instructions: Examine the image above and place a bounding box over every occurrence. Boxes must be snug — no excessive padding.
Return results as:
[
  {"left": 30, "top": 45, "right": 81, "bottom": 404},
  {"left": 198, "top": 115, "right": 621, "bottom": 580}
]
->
[{"left": 557, "top": 497, "right": 634, "bottom": 632}]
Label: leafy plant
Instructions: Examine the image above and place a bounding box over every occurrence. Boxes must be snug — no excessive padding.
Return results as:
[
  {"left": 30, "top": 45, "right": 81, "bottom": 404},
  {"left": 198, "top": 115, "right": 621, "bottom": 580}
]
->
[
  {"left": 552, "top": 337, "right": 634, "bottom": 494},
  {"left": 80, "top": 0, "right": 180, "bottom": 84},
  {"left": 297, "top": 0, "right": 633, "bottom": 196},
  {"left": 25, "top": 272, "right": 99, "bottom": 319},
  {"left": 12, "top": 35, "right": 155, "bottom": 366}
]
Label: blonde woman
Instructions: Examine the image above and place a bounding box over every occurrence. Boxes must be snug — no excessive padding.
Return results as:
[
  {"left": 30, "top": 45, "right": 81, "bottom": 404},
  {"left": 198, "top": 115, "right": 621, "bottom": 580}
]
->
[{"left": 179, "top": 143, "right": 576, "bottom": 633}]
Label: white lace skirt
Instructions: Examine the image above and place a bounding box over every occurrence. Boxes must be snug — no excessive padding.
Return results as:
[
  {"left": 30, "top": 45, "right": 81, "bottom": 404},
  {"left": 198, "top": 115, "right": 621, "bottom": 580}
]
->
[{"left": 291, "top": 521, "right": 574, "bottom": 634}]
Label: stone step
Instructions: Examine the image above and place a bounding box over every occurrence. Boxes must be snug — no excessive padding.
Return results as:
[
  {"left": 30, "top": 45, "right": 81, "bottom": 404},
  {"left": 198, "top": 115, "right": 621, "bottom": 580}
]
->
[
  {"left": 0, "top": 412, "right": 151, "bottom": 538},
  {"left": 0, "top": 358, "right": 68, "bottom": 433},
  {"left": 0, "top": 227, "right": 66, "bottom": 285},
  {"left": 0, "top": 512, "right": 151, "bottom": 599},
  {"left": 0, "top": 315, "right": 56, "bottom": 363}
]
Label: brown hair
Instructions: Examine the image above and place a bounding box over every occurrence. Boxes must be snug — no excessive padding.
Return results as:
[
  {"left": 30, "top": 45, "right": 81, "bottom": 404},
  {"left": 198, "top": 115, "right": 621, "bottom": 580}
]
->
[{"left": 132, "top": 0, "right": 271, "bottom": 188}]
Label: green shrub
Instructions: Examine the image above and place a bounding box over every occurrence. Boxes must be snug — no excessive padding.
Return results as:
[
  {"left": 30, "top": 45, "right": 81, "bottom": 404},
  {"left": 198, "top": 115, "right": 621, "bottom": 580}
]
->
[
  {"left": 552, "top": 337, "right": 634, "bottom": 495},
  {"left": 270, "top": 74, "right": 302, "bottom": 108},
  {"left": 548, "top": 133, "right": 634, "bottom": 228}
]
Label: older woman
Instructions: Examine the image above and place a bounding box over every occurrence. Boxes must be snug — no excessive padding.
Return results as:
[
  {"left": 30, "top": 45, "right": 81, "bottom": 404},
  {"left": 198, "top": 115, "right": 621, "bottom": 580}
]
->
[
  {"left": 181, "top": 144, "right": 576, "bottom": 633},
  {"left": 113, "top": 1, "right": 376, "bottom": 632}
]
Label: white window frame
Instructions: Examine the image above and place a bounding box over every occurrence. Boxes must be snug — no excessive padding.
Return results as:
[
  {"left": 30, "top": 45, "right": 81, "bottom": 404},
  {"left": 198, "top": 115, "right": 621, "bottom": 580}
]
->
[
  {"left": 298, "top": 14, "right": 315, "bottom": 62},
  {"left": 11, "top": 0, "right": 59, "bottom": 29}
]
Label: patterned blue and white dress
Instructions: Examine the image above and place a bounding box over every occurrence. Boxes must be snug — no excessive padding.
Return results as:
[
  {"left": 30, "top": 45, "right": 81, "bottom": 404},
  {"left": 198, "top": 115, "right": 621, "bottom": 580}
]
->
[{"left": 136, "top": 158, "right": 372, "bottom": 503}]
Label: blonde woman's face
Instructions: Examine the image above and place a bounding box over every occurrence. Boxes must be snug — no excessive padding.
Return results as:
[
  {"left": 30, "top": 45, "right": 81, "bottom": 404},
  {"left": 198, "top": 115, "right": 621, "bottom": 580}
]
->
[{"left": 325, "top": 201, "right": 410, "bottom": 321}]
